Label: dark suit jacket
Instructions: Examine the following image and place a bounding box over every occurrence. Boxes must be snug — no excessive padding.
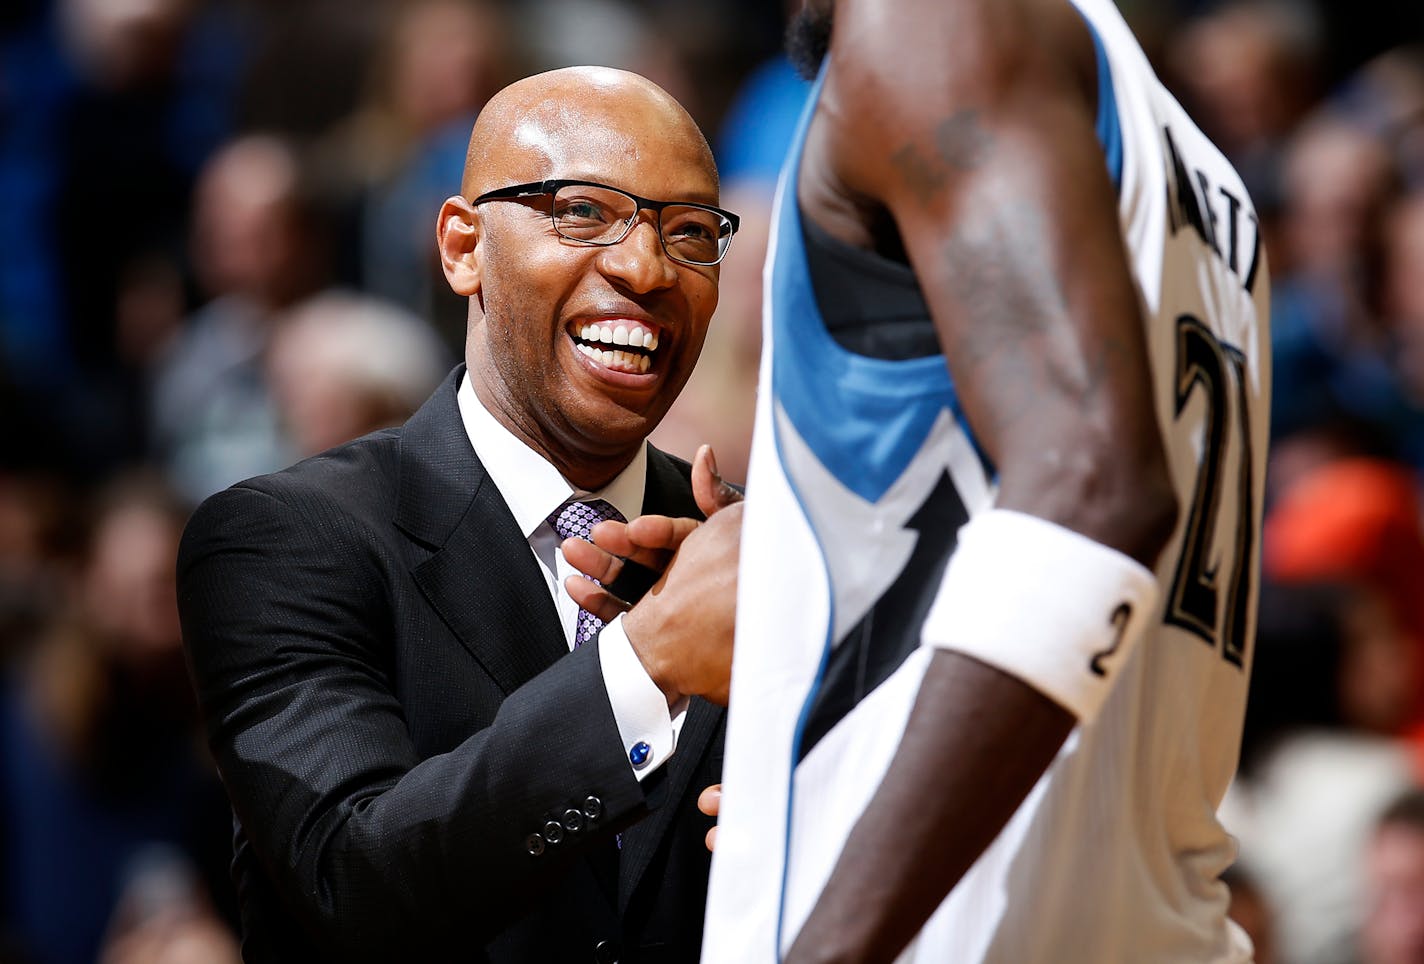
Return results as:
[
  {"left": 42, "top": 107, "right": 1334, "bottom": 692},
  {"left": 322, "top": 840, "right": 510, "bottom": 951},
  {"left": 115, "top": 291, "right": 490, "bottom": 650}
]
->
[{"left": 178, "top": 367, "right": 724, "bottom": 963}]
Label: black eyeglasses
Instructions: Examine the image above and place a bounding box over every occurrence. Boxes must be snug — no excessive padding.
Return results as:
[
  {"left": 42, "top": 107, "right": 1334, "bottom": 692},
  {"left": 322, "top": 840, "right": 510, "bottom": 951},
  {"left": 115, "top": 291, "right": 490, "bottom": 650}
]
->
[{"left": 469, "top": 178, "right": 740, "bottom": 267}]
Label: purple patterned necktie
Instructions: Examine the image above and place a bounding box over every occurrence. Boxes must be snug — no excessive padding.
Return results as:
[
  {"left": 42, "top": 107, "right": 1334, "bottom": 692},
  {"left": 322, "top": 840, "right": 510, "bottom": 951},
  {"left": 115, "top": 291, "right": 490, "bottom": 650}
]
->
[{"left": 548, "top": 498, "right": 626, "bottom": 648}]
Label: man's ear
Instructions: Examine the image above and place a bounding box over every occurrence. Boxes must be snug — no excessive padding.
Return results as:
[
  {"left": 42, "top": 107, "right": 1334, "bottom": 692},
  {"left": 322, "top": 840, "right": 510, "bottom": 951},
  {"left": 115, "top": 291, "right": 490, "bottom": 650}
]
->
[{"left": 437, "top": 196, "right": 481, "bottom": 296}]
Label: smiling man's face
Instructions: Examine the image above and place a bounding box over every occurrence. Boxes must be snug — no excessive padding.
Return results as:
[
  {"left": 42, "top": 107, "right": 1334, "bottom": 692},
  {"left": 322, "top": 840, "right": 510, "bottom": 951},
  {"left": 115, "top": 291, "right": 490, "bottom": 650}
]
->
[{"left": 443, "top": 67, "right": 723, "bottom": 489}]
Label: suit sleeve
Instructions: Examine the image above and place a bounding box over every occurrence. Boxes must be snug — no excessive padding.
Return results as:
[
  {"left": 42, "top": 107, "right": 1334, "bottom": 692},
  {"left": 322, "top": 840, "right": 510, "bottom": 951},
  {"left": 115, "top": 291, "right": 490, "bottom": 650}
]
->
[{"left": 178, "top": 480, "right": 645, "bottom": 958}]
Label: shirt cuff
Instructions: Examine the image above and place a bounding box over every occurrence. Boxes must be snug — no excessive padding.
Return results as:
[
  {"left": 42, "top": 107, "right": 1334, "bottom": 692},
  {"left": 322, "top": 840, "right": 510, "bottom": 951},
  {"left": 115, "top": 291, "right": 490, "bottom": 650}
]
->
[{"left": 598, "top": 613, "right": 685, "bottom": 781}]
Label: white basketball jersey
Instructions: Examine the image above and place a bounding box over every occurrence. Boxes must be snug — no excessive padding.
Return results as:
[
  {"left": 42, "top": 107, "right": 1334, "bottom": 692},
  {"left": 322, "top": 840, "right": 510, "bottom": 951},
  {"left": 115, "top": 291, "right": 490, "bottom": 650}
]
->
[{"left": 702, "top": 0, "right": 1271, "bottom": 960}]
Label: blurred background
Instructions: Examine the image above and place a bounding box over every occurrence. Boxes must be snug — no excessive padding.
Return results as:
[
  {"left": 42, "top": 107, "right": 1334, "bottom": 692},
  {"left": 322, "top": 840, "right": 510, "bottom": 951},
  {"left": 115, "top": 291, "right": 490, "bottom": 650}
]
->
[{"left": 3, "top": 0, "right": 1424, "bottom": 961}]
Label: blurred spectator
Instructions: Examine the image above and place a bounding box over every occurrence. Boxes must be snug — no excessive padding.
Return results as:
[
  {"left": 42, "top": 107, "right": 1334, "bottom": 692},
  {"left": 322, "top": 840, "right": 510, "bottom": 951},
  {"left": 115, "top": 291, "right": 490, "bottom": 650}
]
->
[
  {"left": 233, "top": 0, "right": 386, "bottom": 137},
  {"left": 1232, "top": 459, "right": 1424, "bottom": 964},
  {"left": 0, "top": 0, "right": 80, "bottom": 394},
  {"left": 1166, "top": 1, "right": 1321, "bottom": 206},
  {"left": 1264, "top": 457, "right": 1424, "bottom": 737},
  {"left": 1, "top": 0, "right": 243, "bottom": 476},
  {"left": 97, "top": 845, "right": 240, "bottom": 964},
  {"left": 265, "top": 291, "right": 452, "bottom": 458},
  {"left": 1362, "top": 790, "right": 1424, "bottom": 964},
  {"left": 1268, "top": 117, "right": 1424, "bottom": 468},
  {"left": 0, "top": 474, "right": 232, "bottom": 964},
  {"left": 1336, "top": 47, "right": 1424, "bottom": 190},
  {"left": 1224, "top": 582, "right": 1418, "bottom": 964},
  {"left": 1385, "top": 191, "right": 1424, "bottom": 413},
  {"left": 0, "top": 471, "right": 76, "bottom": 668},
  {"left": 1279, "top": 116, "right": 1397, "bottom": 286},
  {"left": 147, "top": 134, "right": 330, "bottom": 503},
  {"left": 515, "top": 0, "right": 698, "bottom": 114},
  {"left": 314, "top": 0, "right": 510, "bottom": 346}
]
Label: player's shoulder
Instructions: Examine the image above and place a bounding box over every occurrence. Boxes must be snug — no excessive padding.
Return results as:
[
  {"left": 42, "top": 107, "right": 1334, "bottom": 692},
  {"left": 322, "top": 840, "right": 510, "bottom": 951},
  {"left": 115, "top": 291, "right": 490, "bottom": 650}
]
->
[
  {"left": 824, "top": 0, "right": 1095, "bottom": 107},
  {"left": 815, "top": 0, "right": 1098, "bottom": 194}
]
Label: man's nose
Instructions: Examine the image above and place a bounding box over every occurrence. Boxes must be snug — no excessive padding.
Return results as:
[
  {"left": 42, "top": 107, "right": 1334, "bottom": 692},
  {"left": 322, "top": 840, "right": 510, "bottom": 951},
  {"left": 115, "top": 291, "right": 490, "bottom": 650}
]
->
[{"left": 597, "top": 216, "right": 679, "bottom": 294}]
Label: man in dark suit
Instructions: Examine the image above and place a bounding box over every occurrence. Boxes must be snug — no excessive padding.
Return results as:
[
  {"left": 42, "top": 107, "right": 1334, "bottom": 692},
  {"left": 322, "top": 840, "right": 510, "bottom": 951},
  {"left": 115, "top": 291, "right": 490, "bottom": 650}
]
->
[{"left": 177, "top": 66, "right": 740, "bottom": 962}]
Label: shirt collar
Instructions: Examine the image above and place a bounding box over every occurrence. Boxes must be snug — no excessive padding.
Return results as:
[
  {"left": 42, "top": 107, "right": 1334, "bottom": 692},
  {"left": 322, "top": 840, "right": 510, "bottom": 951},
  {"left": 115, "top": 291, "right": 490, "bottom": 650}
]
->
[{"left": 456, "top": 371, "right": 647, "bottom": 538}]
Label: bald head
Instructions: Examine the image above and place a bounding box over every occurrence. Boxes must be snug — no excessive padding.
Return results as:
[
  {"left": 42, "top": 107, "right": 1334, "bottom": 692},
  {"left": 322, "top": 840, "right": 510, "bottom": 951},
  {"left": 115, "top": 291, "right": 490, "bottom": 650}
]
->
[{"left": 460, "top": 66, "right": 717, "bottom": 200}]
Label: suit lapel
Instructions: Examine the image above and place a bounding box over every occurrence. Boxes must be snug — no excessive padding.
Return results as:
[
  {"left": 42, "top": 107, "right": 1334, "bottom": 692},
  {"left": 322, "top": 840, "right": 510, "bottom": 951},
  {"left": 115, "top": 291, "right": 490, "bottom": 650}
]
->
[
  {"left": 640, "top": 446, "right": 701, "bottom": 520},
  {"left": 397, "top": 396, "right": 722, "bottom": 901},
  {"left": 399, "top": 367, "right": 568, "bottom": 694}
]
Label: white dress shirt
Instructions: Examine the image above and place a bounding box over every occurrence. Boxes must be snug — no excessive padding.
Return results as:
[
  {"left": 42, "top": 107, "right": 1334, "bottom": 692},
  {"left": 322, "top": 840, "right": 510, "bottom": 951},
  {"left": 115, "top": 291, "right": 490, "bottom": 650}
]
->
[{"left": 457, "top": 373, "right": 685, "bottom": 779}]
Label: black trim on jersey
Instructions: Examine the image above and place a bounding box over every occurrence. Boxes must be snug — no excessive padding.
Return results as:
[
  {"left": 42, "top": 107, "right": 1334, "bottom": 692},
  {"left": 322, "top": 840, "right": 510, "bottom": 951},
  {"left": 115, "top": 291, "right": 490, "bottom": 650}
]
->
[
  {"left": 797, "top": 471, "right": 969, "bottom": 762},
  {"left": 801, "top": 212, "right": 941, "bottom": 361}
]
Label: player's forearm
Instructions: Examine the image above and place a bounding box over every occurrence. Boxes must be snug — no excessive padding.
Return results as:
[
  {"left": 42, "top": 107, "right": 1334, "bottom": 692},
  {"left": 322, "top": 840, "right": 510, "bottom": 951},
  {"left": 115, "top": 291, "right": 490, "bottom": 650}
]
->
[{"left": 786, "top": 650, "right": 1074, "bottom": 964}]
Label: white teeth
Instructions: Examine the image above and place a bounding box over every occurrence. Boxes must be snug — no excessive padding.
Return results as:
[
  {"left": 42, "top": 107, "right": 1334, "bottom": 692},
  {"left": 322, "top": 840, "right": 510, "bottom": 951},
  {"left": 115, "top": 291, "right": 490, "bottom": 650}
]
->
[
  {"left": 573, "top": 322, "right": 659, "bottom": 365},
  {"left": 575, "top": 323, "right": 659, "bottom": 349},
  {"left": 576, "top": 341, "right": 654, "bottom": 373}
]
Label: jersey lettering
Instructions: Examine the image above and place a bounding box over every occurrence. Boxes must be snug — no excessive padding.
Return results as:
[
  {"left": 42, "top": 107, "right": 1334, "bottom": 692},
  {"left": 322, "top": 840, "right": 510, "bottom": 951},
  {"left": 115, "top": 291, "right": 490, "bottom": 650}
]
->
[
  {"left": 1164, "top": 126, "right": 1263, "bottom": 295},
  {"left": 1164, "top": 314, "right": 1257, "bottom": 669}
]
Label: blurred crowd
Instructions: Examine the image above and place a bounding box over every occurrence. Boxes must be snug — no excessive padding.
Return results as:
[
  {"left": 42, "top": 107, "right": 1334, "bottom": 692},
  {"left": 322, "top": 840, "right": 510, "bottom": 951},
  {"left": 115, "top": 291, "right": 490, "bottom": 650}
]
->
[{"left": 2, "top": 0, "right": 1424, "bottom": 961}]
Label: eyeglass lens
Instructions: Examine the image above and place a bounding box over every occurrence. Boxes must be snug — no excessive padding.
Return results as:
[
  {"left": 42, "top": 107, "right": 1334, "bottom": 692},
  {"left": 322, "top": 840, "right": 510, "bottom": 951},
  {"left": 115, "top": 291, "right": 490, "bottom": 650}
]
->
[{"left": 550, "top": 184, "right": 732, "bottom": 265}]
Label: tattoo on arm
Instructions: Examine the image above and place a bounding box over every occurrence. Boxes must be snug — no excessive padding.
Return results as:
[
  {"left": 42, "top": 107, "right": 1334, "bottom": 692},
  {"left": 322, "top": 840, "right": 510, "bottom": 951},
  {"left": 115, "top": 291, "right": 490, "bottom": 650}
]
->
[
  {"left": 890, "top": 109, "right": 994, "bottom": 203},
  {"left": 935, "top": 110, "right": 994, "bottom": 172},
  {"left": 887, "top": 107, "right": 1133, "bottom": 441}
]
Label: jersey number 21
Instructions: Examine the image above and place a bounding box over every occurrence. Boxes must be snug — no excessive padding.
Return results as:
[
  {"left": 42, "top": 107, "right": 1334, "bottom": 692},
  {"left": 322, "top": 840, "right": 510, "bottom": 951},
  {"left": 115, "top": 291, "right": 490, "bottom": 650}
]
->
[{"left": 1165, "top": 314, "right": 1257, "bottom": 670}]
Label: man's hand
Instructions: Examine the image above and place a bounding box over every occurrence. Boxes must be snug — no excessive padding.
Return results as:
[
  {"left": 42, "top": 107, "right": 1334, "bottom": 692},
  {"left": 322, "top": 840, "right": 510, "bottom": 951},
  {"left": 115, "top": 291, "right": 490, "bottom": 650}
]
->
[
  {"left": 558, "top": 443, "right": 743, "bottom": 705},
  {"left": 561, "top": 444, "right": 742, "bottom": 622},
  {"left": 621, "top": 502, "right": 742, "bottom": 706}
]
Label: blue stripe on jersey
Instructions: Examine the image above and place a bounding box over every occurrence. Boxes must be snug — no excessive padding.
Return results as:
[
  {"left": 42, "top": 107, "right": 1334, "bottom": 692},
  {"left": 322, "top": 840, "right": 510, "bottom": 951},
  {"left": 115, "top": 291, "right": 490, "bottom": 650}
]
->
[
  {"left": 769, "top": 67, "right": 840, "bottom": 957},
  {"left": 1086, "top": 17, "right": 1124, "bottom": 189},
  {"left": 768, "top": 84, "right": 979, "bottom": 505},
  {"left": 767, "top": 64, "right": 982, "bottom": 954}
]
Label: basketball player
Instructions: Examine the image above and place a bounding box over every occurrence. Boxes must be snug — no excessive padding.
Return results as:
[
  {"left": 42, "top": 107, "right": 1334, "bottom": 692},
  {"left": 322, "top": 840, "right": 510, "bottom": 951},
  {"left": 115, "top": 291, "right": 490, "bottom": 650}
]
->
[
  {"left": 688, "top": 0, "right": 1274, "bottom": 959},
  {"left": 563, "top": 0, "right": 1271, "bottom": 957}
]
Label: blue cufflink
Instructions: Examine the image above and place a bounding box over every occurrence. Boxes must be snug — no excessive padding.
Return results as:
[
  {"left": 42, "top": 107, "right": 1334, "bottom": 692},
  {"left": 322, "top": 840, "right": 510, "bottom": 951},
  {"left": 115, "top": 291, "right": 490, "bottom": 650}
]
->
[{"left": 629, "top": 741, "right": 651, "bottom": 768}]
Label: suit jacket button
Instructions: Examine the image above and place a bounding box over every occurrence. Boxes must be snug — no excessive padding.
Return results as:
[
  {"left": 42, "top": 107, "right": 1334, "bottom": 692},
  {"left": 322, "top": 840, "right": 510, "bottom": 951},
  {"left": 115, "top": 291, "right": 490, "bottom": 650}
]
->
[
  {"left": 524, "top": 833, "right": 545, "bottom": 857},
  {"left": 583, "top": 795, "right": 603, "bottom": 820},
  {"left": 593, "top": 939, "right": 619, "bottom": 963},
  {"left": 543, "top": 820, "right": 565, "bottom": 845},
  {"left": 562, "top": 808, "right": 585, "bottom": 833}
]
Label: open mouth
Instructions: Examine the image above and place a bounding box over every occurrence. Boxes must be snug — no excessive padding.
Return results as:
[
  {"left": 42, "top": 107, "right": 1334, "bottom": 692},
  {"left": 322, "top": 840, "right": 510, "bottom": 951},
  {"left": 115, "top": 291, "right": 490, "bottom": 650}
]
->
[{"left": 570, "top": 319, "right": 661, "bottom": 375}]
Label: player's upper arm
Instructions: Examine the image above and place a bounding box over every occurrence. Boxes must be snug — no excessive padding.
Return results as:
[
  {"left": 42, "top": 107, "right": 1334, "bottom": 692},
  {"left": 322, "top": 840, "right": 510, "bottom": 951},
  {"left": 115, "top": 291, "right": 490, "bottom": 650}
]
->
[{"left": 816, "top": 0, "right": 1176, "bottom": 563}]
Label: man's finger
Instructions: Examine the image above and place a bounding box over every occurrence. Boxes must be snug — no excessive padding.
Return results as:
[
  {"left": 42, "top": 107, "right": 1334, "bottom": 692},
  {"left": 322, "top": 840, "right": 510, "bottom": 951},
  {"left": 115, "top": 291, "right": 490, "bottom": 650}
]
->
[
  {"left": 563, "top": 574, "right": 630, "bottom": 623},
  {"left": 588, "top": 519, "right": 673, "bottom": 571},
  {"left": 560, "top": 535, "right": 624, "bottom": 585},
  {"left": 693, "top": 444, "right": 743, "bottom": 518},
  {"left": 625, "top": 514, "right": 701, "bottom": 551},
  {"left": 697, "top": 783, "right": 722, "bottom": 817}
]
